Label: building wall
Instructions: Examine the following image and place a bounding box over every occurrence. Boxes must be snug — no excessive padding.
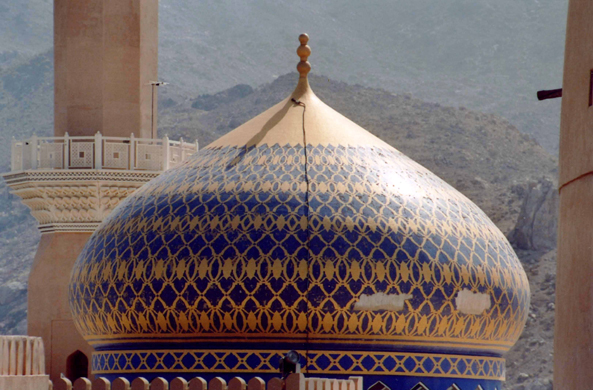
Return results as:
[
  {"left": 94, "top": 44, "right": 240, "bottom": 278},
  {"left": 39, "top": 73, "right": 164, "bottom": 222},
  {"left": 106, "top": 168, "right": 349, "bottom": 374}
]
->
[
  {"left": 556, "top": 1, "right": 593, "bottom": 389},
  {"left": 27, "top": 233, "right": 94, "bottom": 383}
]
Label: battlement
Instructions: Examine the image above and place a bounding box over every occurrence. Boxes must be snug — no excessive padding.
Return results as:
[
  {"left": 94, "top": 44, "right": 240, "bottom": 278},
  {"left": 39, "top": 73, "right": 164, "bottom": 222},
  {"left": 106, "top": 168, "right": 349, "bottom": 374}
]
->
[
  {"left": 52, "top": 374, "right": 363, "bottom": 390},
  {"left": 0, "top": 336, "right": 49, "bottom": 390}
]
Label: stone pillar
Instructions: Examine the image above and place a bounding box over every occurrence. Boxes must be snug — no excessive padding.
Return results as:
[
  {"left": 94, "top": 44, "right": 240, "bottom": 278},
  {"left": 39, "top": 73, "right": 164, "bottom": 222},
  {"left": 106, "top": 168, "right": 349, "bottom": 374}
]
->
[
  {"left": 555, "top": 0, "right": 593, "bottom": 388},
  {"left": 54, "top": 0, "right": 158, "bottom": 138},
  {"left": 27, "top": 233, "right": 95, "bottom": 384}
]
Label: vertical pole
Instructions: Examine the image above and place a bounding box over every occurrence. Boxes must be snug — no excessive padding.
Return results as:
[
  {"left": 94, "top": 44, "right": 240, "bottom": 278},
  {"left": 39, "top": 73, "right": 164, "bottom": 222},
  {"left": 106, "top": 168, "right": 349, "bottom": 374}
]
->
[
  {"left": 151, "top": 84, "right": 156, "bottom": 139},
  {"left": 1, "top": 338, "right": 7, "bottom": 375},
  {"left": 16, "top": 338, "right": 23, "bottom": 376},
  {"left": 9, "top": 339, "right": 15, "bottom": 375},
  {"left": 130, "top": 133, "right": 136, "bottom": 170},
  {"left": 11, "top": 137, "right": 16, "bottom": 171},
  {"left": 162, "top": 135, "right": 170, "bottom": 170},
  {"left": 37, "top": 338, "right": 44, "bottom": 376},
  {"left": 30, "top": 135, "right": 38, "bottom": 170},
  {"left": 95, "top": 132, "right": 103, "bottom": 169},
  {"left": 31, "top": 339, "right": 38, "bottom": 375},
  {"left": 64, "top": 132, "right": 70, "bottom": 169},
  {"left": 180, "top": 137, "right": 185, "bottom": 162}
]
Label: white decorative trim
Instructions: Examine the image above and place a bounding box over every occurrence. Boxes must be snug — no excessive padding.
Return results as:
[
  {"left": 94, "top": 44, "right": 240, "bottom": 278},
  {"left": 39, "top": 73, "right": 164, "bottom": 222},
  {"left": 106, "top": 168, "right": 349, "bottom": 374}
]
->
[
  {"left": 39, "top": 223, "right": 101, "bottom": 234},
  {"left": 9, "top": 133, "right": 198, "bottom": 172},
  {"left": 3, "top": 170, "right": 162, "bottom": 234},
  {"left": 0, "top": 336, "right": 45, "bottom": 376},
  {"left": 3, "top": 169, "right": 161, "bottom": 185},
  {"left": 5, "top": 132, "right": 198, "bottom": 234}
]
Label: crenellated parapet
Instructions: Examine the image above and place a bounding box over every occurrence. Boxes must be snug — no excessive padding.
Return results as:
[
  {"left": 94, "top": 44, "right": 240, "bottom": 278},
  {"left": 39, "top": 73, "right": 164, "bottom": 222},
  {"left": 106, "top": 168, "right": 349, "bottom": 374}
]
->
[
  {"left": 3, "top": 133, "right": 198, "bottom": 233},
  {"left": 0, "top": 336, "right": 49, "bottom": 390},
  {"left": 52, "top": 373, "right": 363, "bottom": 390}
]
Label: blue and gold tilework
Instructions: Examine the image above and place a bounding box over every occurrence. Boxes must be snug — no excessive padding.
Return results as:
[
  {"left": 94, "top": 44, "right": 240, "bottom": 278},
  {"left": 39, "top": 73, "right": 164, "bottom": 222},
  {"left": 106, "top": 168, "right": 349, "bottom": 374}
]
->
[
  {"left": 91, "top": 349, "right": 505, "bottom": 380},
  {"left": 69, "top": 142, "right": 529, "bottom": 357},
  {"left": 67, "top": 38, "right": 525, "bottom": 390}
]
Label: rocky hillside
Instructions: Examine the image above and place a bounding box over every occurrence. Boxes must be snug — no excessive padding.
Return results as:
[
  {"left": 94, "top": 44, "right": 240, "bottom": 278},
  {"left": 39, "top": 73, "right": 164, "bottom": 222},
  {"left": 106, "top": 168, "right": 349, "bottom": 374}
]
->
[
  {"left": 0, "top": 51, "right": 53, "bottom": 334},
  {"left": 0, "top": 0, "right": 567, "bottom": 153}
]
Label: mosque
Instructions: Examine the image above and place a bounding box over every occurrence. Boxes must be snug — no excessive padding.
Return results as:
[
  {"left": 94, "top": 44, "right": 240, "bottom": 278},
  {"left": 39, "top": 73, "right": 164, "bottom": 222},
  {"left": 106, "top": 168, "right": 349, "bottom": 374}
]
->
[
  {"left": 65, "top": 30, "right": 531, "bottom": 390},
  {"left": 11, "top": 0, "right": 593, "bottom": 389}
]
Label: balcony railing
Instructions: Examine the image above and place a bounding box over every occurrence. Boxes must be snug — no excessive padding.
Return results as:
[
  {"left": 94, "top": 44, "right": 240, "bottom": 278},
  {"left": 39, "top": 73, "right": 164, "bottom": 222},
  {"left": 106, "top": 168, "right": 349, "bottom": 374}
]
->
[{"left": 10, "top": 133, "right": 198, "bottom": 172}]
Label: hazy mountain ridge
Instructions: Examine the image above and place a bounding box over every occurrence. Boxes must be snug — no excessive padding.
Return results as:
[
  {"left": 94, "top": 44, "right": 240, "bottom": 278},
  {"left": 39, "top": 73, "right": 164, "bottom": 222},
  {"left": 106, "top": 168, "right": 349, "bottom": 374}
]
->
[
  {"left": 0, "top": 51, "right": 52, "bottom": 335},
  {"left": 0, "top": 0, "right": 567, "bottom": 153},
  {"left": 158, "top": 0, "right": 567, "bottom": 154},
  {"left": 0, "top": 51, "right": 53, "bottom": 171}
]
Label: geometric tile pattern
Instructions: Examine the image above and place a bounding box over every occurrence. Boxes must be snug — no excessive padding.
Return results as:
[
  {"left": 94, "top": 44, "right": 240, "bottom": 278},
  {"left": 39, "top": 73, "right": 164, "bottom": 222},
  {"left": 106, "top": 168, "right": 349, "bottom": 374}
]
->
[
  {"left": 91, "top": 349, "right": 505, "bottom": 380},
  {"left": 69, "top": 144, "right": 529, "bottom": 355}
]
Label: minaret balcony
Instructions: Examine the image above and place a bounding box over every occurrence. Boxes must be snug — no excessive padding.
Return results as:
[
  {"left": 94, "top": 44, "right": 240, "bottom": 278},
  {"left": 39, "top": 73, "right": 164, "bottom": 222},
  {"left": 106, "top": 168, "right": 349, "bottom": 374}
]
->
[
  {"left": 2, "top": 133, "right": 198, "bottom": 233},
  {"left": 8, "top": 132, "right": 197, "bottom": 173}
]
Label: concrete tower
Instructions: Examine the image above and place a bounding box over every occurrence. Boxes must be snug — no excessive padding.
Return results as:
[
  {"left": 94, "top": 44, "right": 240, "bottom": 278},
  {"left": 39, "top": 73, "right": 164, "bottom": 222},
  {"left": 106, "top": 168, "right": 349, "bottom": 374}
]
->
[
  {"left": 556, "top": 1, "right": 593, "bottom": 389},
  {"left": 54, "top": 0, "right": 158, "bottom": 139},
  {"left": 2, "top": 0, "right": 197, "bottom": 383}
]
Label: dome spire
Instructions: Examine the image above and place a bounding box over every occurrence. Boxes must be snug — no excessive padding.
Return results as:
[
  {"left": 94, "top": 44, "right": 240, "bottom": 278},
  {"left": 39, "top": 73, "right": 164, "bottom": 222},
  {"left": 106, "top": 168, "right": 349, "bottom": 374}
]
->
[{"left": 296, "top": 33, "right": 311, "bottom": 78}]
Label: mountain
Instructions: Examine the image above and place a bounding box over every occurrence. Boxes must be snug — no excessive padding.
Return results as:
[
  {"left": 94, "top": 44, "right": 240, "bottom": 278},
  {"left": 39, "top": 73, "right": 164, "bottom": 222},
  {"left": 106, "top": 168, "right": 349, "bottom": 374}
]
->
[
  {"left": 0, "top": 51, "right": 53, "bottom": 335},
  {"left": 0, "top": 0, "right": 52, "bottom": 68},
  {"left": 0, "top": 0, "right": 567, "bottom": 153}
]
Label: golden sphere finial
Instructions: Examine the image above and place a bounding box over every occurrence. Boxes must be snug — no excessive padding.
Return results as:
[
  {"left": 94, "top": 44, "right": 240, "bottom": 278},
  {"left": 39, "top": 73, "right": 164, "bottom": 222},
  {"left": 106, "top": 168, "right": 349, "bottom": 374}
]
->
[{"left": 297, "top": 33, "right": 311, "bottom": 78}]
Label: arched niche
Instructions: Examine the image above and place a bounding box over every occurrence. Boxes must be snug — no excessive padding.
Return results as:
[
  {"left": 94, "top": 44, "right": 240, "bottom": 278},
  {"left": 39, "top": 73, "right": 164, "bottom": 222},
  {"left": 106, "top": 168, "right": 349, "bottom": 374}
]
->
[{"left": 66, "top": 350, "right": 88, "bottom": 382}]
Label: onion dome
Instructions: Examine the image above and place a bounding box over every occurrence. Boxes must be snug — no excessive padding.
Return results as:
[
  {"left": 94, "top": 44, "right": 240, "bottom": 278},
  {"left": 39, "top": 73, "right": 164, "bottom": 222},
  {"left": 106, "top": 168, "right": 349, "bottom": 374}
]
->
[{"left": 69, "top": 35, "right": 529, "bottom": 390}]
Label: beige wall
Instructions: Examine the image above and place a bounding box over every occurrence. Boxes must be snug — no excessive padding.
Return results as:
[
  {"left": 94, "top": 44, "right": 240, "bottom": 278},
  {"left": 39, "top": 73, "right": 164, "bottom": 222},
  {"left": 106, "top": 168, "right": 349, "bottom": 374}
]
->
[
  {"left": 556, "top": 0, "right": 593, "bottom": 388},
  {"left": 54, "top": 0, "right": 158, "bottom": 139},
  {"left": 0, "top": 376, "right": 49, "bottom": 390},
  {"left": 27, "top": 233, "right": 94, "bottom": 383},
  {"left": 559, "top": 0, "right": 593, "bottom": 186}
]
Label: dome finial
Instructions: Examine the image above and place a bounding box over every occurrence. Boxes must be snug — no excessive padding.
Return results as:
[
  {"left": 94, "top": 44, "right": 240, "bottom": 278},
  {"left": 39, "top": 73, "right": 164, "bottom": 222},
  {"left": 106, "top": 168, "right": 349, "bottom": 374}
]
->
[{"left": 296, "top": 33, "right": 311, "bottom": 78}]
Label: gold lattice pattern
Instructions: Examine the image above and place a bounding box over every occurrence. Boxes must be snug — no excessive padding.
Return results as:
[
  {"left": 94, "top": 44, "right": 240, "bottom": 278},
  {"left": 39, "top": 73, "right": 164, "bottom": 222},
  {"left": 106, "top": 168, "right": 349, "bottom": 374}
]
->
[
  {"left": 69, "top": 144, "right": 529, "bottom": 353},
  {"left": 91, "top": 349, "right": 504, "bottom": 380}
]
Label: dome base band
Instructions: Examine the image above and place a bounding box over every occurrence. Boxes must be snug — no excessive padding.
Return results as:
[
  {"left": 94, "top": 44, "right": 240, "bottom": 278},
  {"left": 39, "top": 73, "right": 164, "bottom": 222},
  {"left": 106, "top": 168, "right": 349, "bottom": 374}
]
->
[{"left": 92, "top": 349, "right": 504, "bottom": 381}]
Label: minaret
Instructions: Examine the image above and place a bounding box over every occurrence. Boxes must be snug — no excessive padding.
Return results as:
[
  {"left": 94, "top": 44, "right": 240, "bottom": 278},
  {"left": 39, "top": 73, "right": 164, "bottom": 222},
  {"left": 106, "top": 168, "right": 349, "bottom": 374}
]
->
[
  {"left": 556, "top": 0, "right": 593, "bottom": 389},
  {"left": 2, "top": 0, "right": 197, "bottom": 383},
  {"left": 54, "top": 0, "right": 158, "bottom": 138}
]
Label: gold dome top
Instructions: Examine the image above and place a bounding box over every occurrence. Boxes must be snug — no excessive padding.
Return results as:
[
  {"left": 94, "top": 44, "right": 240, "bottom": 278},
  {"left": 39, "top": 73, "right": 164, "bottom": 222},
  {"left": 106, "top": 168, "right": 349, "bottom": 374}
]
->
[
  {"left": 296, "top": 33, "right": 311, "bottom": 78},
  {"left": 210, "top": 37, "right": 388, "bottom": 151}
]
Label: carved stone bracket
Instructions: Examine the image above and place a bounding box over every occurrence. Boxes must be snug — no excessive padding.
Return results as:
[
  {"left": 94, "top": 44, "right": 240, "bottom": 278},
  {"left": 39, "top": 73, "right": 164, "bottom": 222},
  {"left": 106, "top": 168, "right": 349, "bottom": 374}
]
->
[{"left": 3, "top": 170, "right": 161, "bottom": 234}]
